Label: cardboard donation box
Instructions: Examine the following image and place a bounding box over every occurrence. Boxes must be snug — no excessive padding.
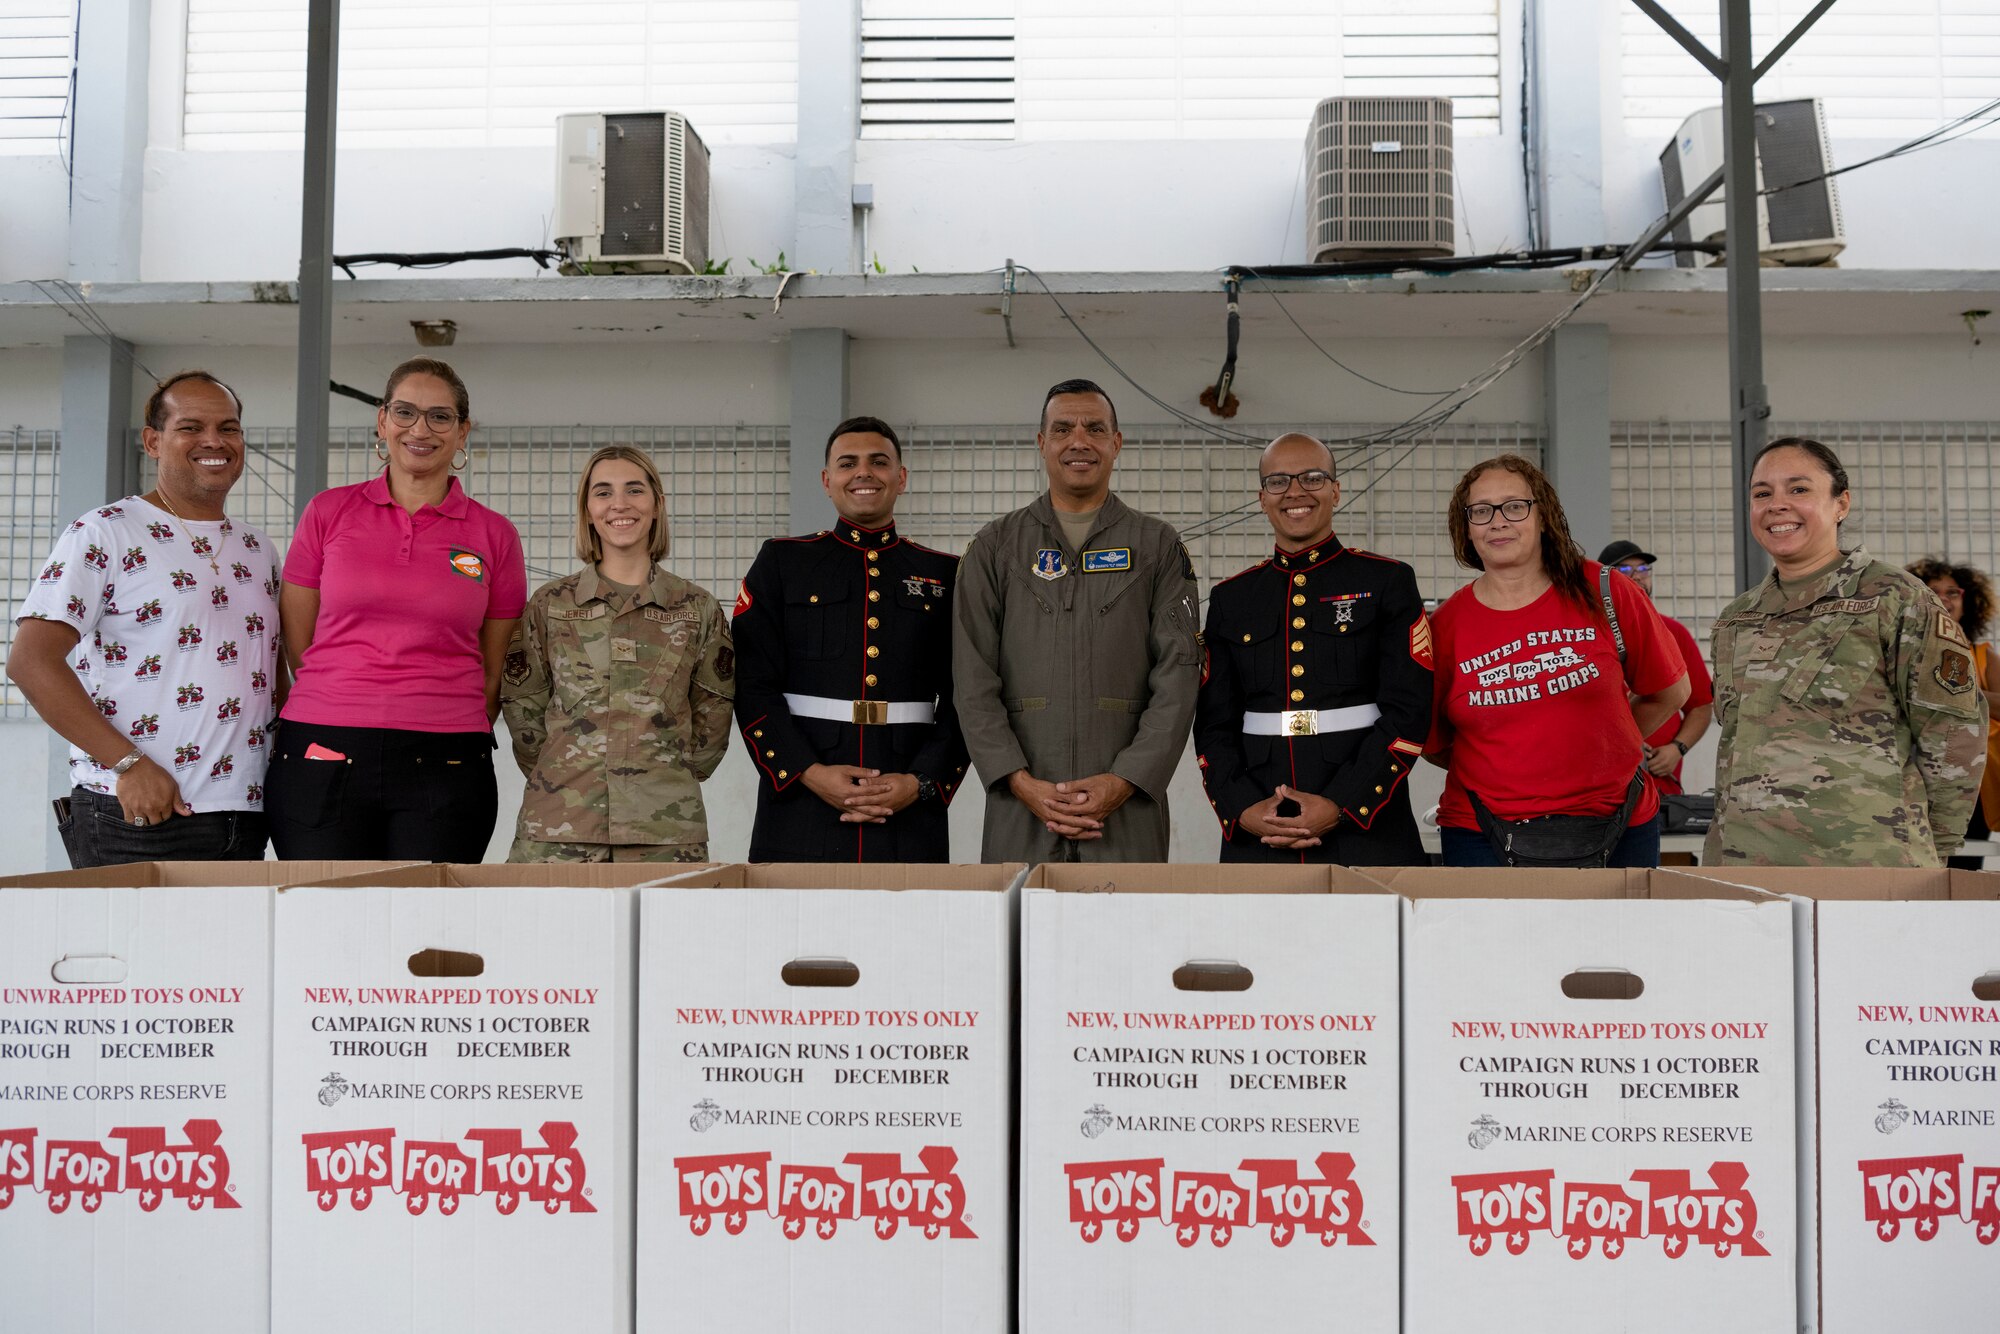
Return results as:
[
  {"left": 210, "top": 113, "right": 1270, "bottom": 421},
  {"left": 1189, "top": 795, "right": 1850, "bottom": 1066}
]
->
[
  {"left": 0, "top": 861, "right": 389, "bottom": 1334},
  {"left": 272, "top": 865, "right": 657, "bottom": 1334},
  {"left": 1676, "top": 866, "right": 2000, "bottom": 1331},
  {"left": 638, "top": 864, "right": 1020, "bottom": 1334},
  {"left": 1390, "top": 868, "right": 1798, "bottom": 1334},
  {"left": 1017, "top": 865, "right": 1401, "bottom": 1334}
]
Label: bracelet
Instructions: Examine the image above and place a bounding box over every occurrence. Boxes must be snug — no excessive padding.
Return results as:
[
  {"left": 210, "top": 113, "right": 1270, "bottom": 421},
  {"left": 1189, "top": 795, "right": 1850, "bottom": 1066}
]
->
[{"left": 109, "top": 748, "right": 144, "bottom": 775}]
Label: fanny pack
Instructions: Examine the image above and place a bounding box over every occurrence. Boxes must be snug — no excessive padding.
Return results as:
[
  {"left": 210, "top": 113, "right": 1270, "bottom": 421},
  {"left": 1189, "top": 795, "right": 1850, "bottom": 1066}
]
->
[
  {"left": 1661, "top": 793, "right": 1715, "bottom": 834},
  {"left": 1466, "top": 769, "right": 1648, "bottom": 868}
]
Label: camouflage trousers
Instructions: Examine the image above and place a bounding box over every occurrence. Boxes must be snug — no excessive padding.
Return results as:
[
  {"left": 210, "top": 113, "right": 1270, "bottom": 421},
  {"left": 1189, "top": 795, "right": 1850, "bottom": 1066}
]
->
[{"left": 508, "top": 838, "right": 708, "bottom": 864}]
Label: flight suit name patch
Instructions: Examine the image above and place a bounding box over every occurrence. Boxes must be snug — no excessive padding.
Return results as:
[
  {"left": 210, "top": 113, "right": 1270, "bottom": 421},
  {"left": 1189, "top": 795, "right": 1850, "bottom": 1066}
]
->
[{"left": 1082, "top": 547, "right": 1131, "bottom": 572}]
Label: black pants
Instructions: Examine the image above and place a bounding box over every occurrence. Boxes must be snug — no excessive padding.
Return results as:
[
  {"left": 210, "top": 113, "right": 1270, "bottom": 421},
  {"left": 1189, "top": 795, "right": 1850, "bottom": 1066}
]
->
[
  {"left": 57, "top": 785, "right": 268, "bottom": 869},
  {"left": 266, "top": 721, "right": 497, "bottom": 862}
]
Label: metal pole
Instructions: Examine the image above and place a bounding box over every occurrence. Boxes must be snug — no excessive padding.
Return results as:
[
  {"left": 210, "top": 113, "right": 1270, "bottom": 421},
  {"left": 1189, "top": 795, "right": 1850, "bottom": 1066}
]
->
[
  {"left": 294, "top": 0, "right": 340, "bottom": 515},
  {"left": 1720, "top": 0, "right": 1770, "bottom": 591}
]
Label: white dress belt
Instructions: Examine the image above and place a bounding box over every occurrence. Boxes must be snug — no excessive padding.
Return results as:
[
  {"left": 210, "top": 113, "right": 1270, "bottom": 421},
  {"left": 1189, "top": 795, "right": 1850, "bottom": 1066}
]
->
[
  {"left": 1242, "top": 703, "right": 1382, "bottom": 737},
  {"left": 785, "top": 693, "right": 936, "bottom": 726}
]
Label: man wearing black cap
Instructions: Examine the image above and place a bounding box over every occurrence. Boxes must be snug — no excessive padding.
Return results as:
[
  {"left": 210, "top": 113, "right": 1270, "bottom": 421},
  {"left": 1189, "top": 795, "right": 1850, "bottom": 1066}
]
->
[{"left": 1599, "top": 540, "right": 1713, "bottom": 797}]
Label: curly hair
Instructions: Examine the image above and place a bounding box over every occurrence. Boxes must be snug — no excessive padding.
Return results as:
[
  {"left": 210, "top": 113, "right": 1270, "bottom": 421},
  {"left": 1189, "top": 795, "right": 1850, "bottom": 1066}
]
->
[
  {"left": 1907, "top": 557, "right": 1994, "bottom": 642},
  {"left": 1446, "top": 454, "right": 1595, "bottom": 615}
]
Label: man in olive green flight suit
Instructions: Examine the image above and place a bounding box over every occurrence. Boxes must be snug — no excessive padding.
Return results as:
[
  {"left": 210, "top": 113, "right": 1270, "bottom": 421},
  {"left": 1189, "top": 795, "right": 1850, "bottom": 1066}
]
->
[{"left": 953, "top": 378, "right": 1202, "bottom": 863}]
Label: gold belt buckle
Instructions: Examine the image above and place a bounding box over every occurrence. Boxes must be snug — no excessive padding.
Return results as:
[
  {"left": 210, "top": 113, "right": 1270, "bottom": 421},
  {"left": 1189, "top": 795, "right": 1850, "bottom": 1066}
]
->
[
  {"left": 1281, "top": 708, "right": 1318, "bottom": 736},
  {"left": 852, "top": 699, "right": 888, "bottom": 726}
]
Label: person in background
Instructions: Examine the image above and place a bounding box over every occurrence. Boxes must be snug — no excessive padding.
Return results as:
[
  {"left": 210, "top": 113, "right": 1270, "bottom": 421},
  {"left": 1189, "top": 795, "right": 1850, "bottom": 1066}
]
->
[
  {"left": 953, "top": 379, "right": 1201, "bottom": 863},
  {"left": 733, "top": 416, "right": 968, "bottom": 861},
  {"left": 1906, "top": 557, "right": 2000, "bottom": 869},
  {"left": 1426, "top": 455, "right": 1689, "bottom": 868},
  {"left": 9, "top": 371, "right": 281, "bottom": 866},
  {"left": 267, "top": 357, "right": 526, "bottom": 861},
  {"left": 501, "top": 445, "right": 732, "bottom": 863},
  {"left": 1194, "top": 432, "right": 1432, "bottom": 863},
  {"left": 1598, "top": 539, "right": 1714, "bottom": 800},
  {"left": 1707, "top": 439, "right": 1985, "bottom": 866}
]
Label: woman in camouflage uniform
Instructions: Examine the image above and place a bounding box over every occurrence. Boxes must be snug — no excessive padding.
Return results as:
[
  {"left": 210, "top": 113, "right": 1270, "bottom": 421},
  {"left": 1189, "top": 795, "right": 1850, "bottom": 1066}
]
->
[
  {"left": 500, "top": 446, "right": 734, "bottom": 862},
  {"left": 1906, "top": 557, "right": 2000, "bottom": 868},
  {"left": 1707, "top": 439, "right": 1987, "bottom": 866}
]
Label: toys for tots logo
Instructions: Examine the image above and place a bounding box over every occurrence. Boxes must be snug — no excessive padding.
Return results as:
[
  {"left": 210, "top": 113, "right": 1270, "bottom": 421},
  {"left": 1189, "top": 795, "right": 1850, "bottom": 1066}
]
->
[
  {"left": 300, "top": 1121, "right": 594, "bottom": 1217},
  {"left": 1857, "top": 1153, "right": 2000, "bottom": 1244},
  {"left": 675, "top": 1145, "right": 975, "bottom": 1242},
  {"left": 1452, "top": 1161, "right": 1767, "bottom": 1259},
  {"left": 0, "top": 1120, "right": 239, "bottom": 1214},
  {"left": 1063, "top": 1150, "right": 1372, "bottom": 1249}
]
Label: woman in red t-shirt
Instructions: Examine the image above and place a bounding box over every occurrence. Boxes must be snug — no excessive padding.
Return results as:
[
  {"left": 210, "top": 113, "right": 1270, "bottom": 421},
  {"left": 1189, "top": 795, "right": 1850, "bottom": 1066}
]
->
[{"left": 1425, "top": 454, "right": 1690, "bottom": 867}]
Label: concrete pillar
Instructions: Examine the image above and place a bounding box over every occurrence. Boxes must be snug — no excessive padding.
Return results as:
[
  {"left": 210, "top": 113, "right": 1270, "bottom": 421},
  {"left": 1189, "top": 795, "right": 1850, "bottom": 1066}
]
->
[
  {"left": 1543, "top": 323, "right": 1612, "bottom": 558},
  {"left": 67, "top": 0, "right": 151, "bottom": 281},
  {"left": 1527, "top": 0, "right": 1604, "bottom": 247},
  {"left": 789, "top": 329, "right": 849, "bottom": 534},
  {"left": 794, "top": 0, "right": 860, "bottom": 272}
]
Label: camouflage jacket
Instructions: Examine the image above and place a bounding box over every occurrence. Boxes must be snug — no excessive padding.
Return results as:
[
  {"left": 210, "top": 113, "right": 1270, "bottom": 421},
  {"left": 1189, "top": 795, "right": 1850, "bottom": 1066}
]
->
[
  {"left": 501, "top": 566, "right": 734, "bottom": 846},
  {"left": 1706, "top": 547, "right": 1988, "bottom": 867}
]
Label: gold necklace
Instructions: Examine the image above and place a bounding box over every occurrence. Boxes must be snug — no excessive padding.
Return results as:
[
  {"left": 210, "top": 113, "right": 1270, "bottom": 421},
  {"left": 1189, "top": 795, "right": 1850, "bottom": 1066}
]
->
[{"left": 151, "top": 489, "right": 225, "bottom": 576}]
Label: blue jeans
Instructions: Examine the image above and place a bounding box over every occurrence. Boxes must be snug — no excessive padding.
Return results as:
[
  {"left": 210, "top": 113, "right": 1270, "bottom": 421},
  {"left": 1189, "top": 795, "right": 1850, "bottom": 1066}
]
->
[
  {"left": 1440, "top": 817, "right": 1662, "bottom": 868},
  {"left": 57, "top": 785, "right": 268, "bottom": 870}
]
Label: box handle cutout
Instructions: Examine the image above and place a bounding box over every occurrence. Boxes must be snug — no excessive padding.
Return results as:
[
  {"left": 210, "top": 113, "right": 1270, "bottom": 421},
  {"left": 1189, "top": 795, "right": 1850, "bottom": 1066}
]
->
[
  {"left": 782, "top": 958, "right": 860, "bottom": 988},
  {"left": 51, "top": 953, "right": 127, "bottom": 984},
  {"left": 1560, "top": 968, "right": 1644, "bottom": 1000},
  {"left": 1974, "top": 971, "right": 2000, "bottom": 1002},
  {"left": 1173, "top": 960, "right": 1254, "bottom": 993},
  {"left": 408, "top": 948, "right": 484, "bottom": 978}
]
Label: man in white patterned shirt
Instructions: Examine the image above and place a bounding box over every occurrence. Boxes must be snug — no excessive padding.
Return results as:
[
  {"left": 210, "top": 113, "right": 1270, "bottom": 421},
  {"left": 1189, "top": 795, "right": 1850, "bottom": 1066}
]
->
[{"left": 8, "top": 371, "right": 282, "bottom": 867}]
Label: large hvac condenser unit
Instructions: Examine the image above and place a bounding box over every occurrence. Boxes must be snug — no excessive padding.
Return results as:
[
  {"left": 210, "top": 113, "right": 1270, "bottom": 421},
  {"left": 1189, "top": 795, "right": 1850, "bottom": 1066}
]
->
[
  {"left": 1306, "top": 96, "right": 1455, "bottom": 263},
  {"left": 553, "top": 110, "right": 711, "bottom": 275},
  {"left": 1660, "top": 98, "right": 1844, "bottom": 267}
]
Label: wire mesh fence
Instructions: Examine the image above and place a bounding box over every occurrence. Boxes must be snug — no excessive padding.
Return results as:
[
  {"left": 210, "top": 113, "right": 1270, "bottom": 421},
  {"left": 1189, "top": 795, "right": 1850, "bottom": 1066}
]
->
[{"left": 0, "top": 430, "right": 63, "bottom": 714}]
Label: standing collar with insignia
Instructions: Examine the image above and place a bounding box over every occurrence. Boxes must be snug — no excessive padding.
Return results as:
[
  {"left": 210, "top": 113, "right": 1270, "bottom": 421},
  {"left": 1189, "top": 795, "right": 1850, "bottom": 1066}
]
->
[
  {"left": 1756, "top": 544, "right": 1872, "bottom": 613},
  {"left": 832, "top": 518, "right": 899, "bottom": 552},
  {"left": 582, "top": 564, "right": 676, "bottom": 610},
  {"left": 1274, "top": 529, "right": 1345, "bottom": 569}
]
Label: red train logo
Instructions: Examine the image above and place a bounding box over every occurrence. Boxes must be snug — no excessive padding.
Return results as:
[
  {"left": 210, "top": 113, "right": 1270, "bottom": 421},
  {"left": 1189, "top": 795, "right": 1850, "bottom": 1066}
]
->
[
  {"left": 1859, "top": 1155, "right": 2000, "bottom": 1245},
  {"left": 674, "top": 1146, "right": 976, "bottom": 1242},
  {"left": 0, "top": 1122, "right": 238, "bottom": 1213},
  {"left": 1453, "top": 1162, "right": 1766, "bottom": 1259},
  {"left": 1064, "top": 1152, "right": 1373, "bottom": 1248},
  {"left": 300, "top": 1122, "right": 593, "bottom": 1216}
]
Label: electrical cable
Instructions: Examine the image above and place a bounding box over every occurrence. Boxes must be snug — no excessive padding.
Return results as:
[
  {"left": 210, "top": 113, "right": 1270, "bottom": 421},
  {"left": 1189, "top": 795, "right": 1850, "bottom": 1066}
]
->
[
  {"left": 1761, "top": 96, "right": 2000, "bottom": 198},
  {"left": 1256, "top": 288, "right": 1458, "bottom": 397},
  {"left": 331, "top": 248, "right": 560, "bottom": 278}
]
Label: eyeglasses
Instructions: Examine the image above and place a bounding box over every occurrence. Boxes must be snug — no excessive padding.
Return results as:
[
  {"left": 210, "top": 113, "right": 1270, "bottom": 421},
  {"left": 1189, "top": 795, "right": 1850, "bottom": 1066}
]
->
[
  {"left": 386, "top": 401, "right": 462, "bottom": 432},
  {"left": 1464, "top": 498, "right": 1534, "bottom": 526},
  {"left": 1615, "top": 562, "right": 1654, "bottom": 576},
  {"left": 1259, "top": 469, "right": 1334, "bottom": 495}
]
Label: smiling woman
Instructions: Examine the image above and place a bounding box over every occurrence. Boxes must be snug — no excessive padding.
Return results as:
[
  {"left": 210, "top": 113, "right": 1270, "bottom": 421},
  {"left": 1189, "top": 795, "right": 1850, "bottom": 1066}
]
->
[
  {"left": 1705, "top": 438, "right": 1989, "bottom": 867},
  {"left": 264, "top": 357, "right": 527, "bottom": 862}
]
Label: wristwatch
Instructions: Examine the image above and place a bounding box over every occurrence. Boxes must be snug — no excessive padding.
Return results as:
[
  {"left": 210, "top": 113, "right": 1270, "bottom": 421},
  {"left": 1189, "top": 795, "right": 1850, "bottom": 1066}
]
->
[
  {"left": 109, "top": 748, "right": 144, "bottom": 775},
  {"left": 914, "top": 774, "right": 940, "bottom": 804},
  {"left": 1664, "top": 739, "right": 1688, "bottom": 757}
]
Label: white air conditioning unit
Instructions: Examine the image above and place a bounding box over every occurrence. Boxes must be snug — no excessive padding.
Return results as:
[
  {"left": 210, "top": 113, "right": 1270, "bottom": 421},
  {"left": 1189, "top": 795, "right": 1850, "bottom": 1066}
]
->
[
  {"left": 1660, "top": 98, "right": 1844, "bottom": 267},
  {"left": 553, "top": 111, "right": 711, "bottom": 275},
  {"left": 1306, "top": 96, "right": 1455, "bottom": 263}
]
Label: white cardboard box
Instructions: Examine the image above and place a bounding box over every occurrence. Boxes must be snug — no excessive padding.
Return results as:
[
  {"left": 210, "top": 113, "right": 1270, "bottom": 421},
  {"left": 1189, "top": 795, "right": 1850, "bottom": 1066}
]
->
[
  {"left": 638, "top": 863, "right": 1021, "bottom": 1334},
  {"left": 271, "top": 865, "right": 661, "bottom": 1334},
  {"left": 1669, "top": 866, "right": 2000, "bottom": 1332},
  {"left": 1017, "top": 865, "right": 1401, "bottom": 1334},
  {"left": 1384, "top": 867, "right": 1799, "bottom": 1334},
  {"left": 0, "top": 861, "right": 392, "bottom": 1334}
]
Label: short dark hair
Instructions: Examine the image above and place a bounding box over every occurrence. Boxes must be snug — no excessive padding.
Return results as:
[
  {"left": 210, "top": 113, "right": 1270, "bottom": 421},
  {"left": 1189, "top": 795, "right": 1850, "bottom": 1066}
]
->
[
  {"left": 383, "top": 356, "right": 470, "bottom": 421},
  {"left": 1753, "top": 435, "right": 1849, "bottom": 497},
  {"left": 825, "top": 415, "right": 901, "bottom": 462},
  {"left": 1040, "top": 378, "right": 1118, "bottom": 433},
  {"left": 144, "top": 371, "right": 242, "bottom": 431}
]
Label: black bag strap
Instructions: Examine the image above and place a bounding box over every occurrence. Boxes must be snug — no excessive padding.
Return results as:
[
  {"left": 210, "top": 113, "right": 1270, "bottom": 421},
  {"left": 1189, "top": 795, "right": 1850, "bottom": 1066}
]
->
[{"left": 1599, "top": 564, "right": 1627, "bottom": 670}]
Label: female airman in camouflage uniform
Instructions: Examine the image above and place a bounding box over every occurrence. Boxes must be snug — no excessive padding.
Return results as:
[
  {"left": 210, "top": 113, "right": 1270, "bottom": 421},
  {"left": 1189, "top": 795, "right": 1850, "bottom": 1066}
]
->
[
  {"left": 1707, "top": 438, "right": 1987, "bottom": 866},
  {"left": 501, "top": 446, "right": 733, "bottom": 862}
]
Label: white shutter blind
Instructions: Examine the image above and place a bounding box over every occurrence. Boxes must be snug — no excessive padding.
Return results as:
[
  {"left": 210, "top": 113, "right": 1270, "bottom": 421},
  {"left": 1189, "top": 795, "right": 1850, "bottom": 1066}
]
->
[
  {"left": 861, "top": 1, "right": 1016, "bottom": 141},
  {"left": 1012, "top": 0, "right": 1500, "bottom": 142},
  {"left": 0, "top": 0, "right": 76, "bottom": 155},
  {"left": 1621, "top": 1, "right": 2000, "bottom": 141},
  {"left": 184, "top": 0, "right": 798, "bottom": 150}
]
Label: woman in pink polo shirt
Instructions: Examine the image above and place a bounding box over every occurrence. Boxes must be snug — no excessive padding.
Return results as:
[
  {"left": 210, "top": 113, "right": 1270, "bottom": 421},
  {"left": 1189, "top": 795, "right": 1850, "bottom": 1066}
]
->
[{"left": 267, "top": 357, "right": 527, "bottom": 860}]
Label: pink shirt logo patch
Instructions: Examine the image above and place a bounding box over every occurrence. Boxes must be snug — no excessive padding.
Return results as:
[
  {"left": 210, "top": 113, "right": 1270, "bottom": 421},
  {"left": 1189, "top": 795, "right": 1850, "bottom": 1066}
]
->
[{"left": 448, "top": 549, "right": 485, "bottom": 582}]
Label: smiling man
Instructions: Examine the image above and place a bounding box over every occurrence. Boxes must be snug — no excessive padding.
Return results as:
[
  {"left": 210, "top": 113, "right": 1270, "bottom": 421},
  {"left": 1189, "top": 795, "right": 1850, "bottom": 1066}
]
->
[
  {"left": 953, "top": 378, "right": 1201, "bottom": 863},
  {"left": 8, "top": 371, "right": 282, "bottom": 867},
  {"left": 733, "top": 415, "right": 969, "bottom": 861},
  {"left": 1192, "top": 433, "right": 1433, "bottom": 863}
]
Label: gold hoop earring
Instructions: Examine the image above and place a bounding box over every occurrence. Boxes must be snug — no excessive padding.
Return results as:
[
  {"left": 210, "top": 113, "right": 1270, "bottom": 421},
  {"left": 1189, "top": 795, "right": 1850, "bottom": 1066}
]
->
[
  {"left": 451, "top": 451, "right": 468, "bottom": 472},
  {"left": 375, "top": 440, "right": 389, "bottom": 463}
]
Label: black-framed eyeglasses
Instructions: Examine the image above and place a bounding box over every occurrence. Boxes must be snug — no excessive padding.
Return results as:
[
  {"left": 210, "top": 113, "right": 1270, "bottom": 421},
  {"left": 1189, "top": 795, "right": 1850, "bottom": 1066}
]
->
[
  {"left": 1260, "top": 469, "right": 1334, "bottom": 495},
  {"left": 386, "top": 401, "right": 461, "bottom": 432},
  {"left": 1465, "top": 498, "right": 1534, "bottom": 526},
  {"left": 1615, "top": 562, "right": 1654, "bottom": 576}
]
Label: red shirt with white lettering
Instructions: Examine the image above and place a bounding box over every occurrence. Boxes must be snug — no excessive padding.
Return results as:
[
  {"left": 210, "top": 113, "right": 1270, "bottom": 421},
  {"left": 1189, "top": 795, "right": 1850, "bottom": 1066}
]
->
[
  {"left": 1648, "top": 612, "right": 1714, "bottom": 796},
  {"left": 1428, "top": 562, "right": 1685, "bottom": 829}
]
